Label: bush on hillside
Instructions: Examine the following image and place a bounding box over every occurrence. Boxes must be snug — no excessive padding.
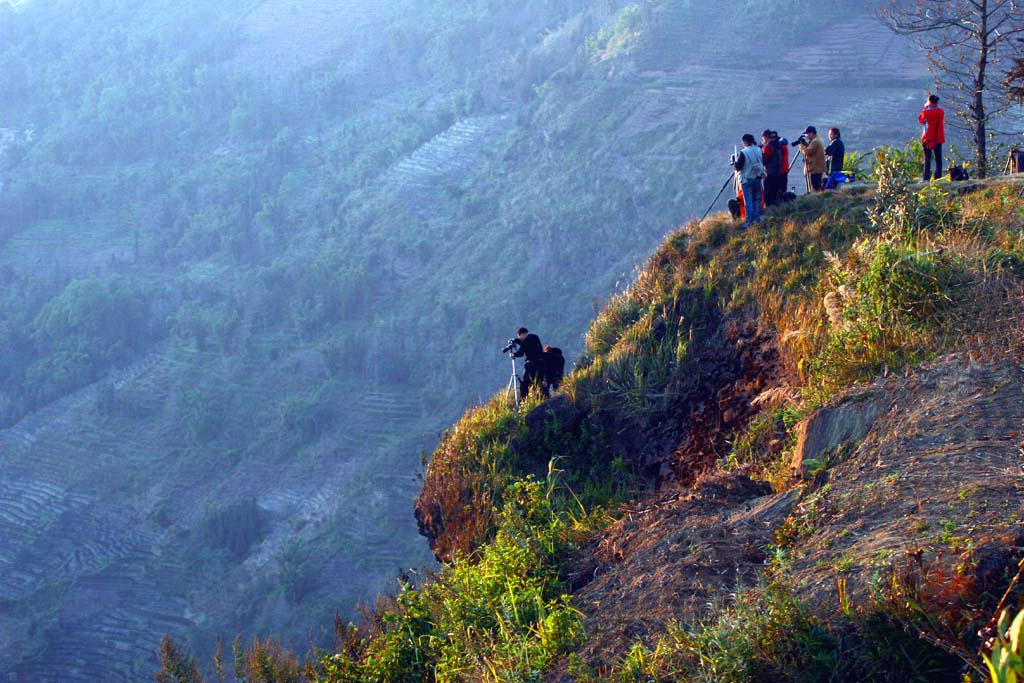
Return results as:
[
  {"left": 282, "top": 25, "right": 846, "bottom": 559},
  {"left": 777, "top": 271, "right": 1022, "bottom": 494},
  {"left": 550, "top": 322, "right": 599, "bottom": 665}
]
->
[{"left": 320, "top": 477, "right": 584, "bottom": 683}]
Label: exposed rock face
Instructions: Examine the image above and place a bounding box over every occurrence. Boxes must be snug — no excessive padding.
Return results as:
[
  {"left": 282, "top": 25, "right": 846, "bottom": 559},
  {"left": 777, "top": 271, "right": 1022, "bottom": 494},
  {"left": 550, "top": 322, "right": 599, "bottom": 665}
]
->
[
  {"left": 790, "top": 392, "right": 886, "bottom": 479},
  {"left": 668, "top": 317, "right": 790, "bottom": 485}
]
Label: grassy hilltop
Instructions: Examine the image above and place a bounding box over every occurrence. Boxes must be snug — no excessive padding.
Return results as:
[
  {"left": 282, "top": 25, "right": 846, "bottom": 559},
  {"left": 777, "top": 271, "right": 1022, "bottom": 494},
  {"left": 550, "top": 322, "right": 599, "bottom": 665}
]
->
[{"left": 201, "top": 164, "right": 1024, "bottom": 682}]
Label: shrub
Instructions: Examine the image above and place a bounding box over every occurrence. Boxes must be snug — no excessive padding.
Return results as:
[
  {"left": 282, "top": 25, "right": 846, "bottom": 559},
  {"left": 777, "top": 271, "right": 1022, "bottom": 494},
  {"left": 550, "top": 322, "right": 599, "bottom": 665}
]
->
[
  {"left": 586, "top": 5, "right": 644, "bottom": 62},
  {"left": 155, "top": 634, "right": 203, "bottom": 683},
  {"left": 277, "top": 382, "right": 339, "bottom": 443},
  {"left": 319, "top": 477, "right": 584, "bottom": 683},
  {"left": 868, "top": 139, "right": 923, "bottom": 185},
  {"left": 843, "top": 150, "right": 871, "bottom": 178},
  {"left": 611, "top": 583, "right": 838, "bottom": 683},
  {"left": 985, "top": 609, "right": 1024, "bottom": 683},
  {"left": 201, "top": 499, "right": 266, "bottom": 560},
  {"left": 809, "top": 238, "right": 963, "bottom": 392},
  {"left": 176, "top": 386, "right": 226, "bottom": 445}
]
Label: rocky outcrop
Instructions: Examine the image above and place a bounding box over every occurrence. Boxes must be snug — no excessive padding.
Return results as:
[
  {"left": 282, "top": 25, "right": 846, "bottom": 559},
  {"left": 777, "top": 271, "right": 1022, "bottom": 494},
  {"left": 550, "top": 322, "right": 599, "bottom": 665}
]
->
[
  {"left": 788, "top": 356, "right": 1024, "bottom": 609},
  {"left": 790, "top": 392, "right": 886, "bottom": 479}
]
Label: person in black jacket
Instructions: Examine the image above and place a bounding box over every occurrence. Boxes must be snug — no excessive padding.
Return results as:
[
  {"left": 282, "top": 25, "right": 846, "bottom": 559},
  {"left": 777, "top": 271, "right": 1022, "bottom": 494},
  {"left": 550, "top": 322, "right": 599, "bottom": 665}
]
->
[
  {"left": 512, "top": 327, "right": 544, "bottom": 399},
  {"left": 541, "top": 345, "right": 565, "bottom": 395},
  {"left": 825, "top": 128, "right": 845, "bottom": 178},
  {"left": 761, "top": 129, "right": 784, "bottom": 206}
]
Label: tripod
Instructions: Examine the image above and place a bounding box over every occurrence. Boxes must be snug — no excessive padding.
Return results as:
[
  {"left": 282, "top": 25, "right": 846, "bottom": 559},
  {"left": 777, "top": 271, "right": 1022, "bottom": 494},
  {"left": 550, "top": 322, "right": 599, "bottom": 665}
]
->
[
  {"left": 1003, "top": 149, "right": 1022, "bottom": 175},
  {"left": 999, "top": 149, "right": 1024, "bottom": 199},
  {"left": 789, "top": 148, "right": 802, "bottom": 174},
  {"left": 700, "top": 172, "right": 735, "bottom": 223},
  {"left": 505, "top": 354, "right": 522, "bottom": 409}
]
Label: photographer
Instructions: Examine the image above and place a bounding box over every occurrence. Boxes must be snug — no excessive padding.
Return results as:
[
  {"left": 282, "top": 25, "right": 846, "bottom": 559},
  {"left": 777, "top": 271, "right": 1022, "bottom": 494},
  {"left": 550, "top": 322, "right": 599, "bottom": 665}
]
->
[
  {"left": 734, "top": 133, "right": 765, "bottom": 226},
  {"left": 761, "top": 129, "right": 784, "bottom": 206},
  {"left": 797, "top": 126, "right": 826, "bottom": 192},
  {"left": 510, "top": 327, "right": 544, "bottom": 400},
  {"left": 776, "top": 131, "right": 791, "bottom": 196}
]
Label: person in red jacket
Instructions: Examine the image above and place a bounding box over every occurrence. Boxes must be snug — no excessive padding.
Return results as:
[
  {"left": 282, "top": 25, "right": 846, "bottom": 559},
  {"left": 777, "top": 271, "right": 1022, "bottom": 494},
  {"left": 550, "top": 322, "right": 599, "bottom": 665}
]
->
[
  {"left": 761, "top": 129, "right": 784, "bottom": 205},
  {"left": 777, "top": 131, "right": 790, "bottom": 194},
  {"left": 919, "top": 94, "right": 946, "bottom": 181}
]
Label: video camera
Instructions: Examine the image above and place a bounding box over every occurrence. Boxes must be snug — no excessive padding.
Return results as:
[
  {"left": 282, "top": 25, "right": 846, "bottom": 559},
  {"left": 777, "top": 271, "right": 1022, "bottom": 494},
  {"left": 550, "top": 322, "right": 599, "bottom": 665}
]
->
[{"left": 501, "top": 338, "right": 520, "bottom": 354}]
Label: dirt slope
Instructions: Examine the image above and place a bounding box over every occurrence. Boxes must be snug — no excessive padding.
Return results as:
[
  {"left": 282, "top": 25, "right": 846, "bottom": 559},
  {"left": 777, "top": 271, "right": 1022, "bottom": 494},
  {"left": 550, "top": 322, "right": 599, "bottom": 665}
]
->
[
  {"left": 546, "top": 342, "right": 1024, "bottom": 678},
  {"left": 789, "top": 354, "right": 1024, "bottom": 612}
]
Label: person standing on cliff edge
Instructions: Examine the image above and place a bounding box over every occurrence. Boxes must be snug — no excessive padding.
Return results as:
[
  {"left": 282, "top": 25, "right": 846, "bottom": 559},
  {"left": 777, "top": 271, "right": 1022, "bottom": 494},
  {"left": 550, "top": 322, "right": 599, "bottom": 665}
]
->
[
  {"left": 919, "top": 94, "right": 946, "bottom": 181},
  {"left": 825, "top": 127, "right": 845, "bottom": 178},
  {"left": 512, "top": 327, "right": 544, "bottom": 400},
  {"left": 761, "top": 130, "right": 784, "bottom": 206},
  {"left": 734, "top": 133, "right": 765, "bottom": 226},
  {"left": 798, "top": 126, "right": 826, "bottom": 192}
]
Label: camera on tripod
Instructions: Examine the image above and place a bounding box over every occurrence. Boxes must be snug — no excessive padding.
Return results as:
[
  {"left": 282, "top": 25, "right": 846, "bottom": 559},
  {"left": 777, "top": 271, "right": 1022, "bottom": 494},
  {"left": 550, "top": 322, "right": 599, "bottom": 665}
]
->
[
  {"left": 501, "top": 338, "right": 520, "bottom": 354},
  {"left": 791, "top": 135, "right": 809, "bottom": 147}
]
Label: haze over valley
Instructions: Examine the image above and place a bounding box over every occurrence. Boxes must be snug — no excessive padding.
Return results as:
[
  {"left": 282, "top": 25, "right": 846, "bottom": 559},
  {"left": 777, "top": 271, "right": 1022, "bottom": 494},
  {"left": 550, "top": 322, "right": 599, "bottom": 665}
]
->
[{"left": 0, "top": 1, "right": 934, "bottom": 679}]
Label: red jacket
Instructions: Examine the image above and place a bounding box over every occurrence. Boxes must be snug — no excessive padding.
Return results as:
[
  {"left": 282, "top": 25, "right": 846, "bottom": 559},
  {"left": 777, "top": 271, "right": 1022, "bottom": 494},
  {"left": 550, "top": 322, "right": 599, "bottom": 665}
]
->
[{"left": 919, "top": 105, "right": 945, "bottom": 147}]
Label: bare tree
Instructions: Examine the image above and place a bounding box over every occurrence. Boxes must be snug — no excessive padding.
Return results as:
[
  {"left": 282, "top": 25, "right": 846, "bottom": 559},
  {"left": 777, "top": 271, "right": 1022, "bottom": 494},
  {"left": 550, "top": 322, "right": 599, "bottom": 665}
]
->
[
  {"left": 1007, "top": 55, "right": 1024, "bottom": 104},
  {"left": 879, "top": 0, "right": 1024, "bottom": 177}
]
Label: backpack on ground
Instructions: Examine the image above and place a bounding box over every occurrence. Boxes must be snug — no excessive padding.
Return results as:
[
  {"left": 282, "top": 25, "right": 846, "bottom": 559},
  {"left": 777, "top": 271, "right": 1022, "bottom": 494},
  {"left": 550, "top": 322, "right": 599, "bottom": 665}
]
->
[
  {"left": 949, "top": 165, "right": 969, "bottom": 181},
  {"left": 824, "top": 172, "right": 855, "bottom": 190},
  {"left": 727, "top": 198, "right": 742, "bottom": 219}
]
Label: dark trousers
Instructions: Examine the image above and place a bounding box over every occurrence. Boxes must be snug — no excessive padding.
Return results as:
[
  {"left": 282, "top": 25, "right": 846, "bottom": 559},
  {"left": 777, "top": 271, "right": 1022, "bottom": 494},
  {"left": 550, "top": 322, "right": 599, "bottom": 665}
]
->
[
  {"left": 521, "top": 361, "right": 542, "bottom": 399},
  {"left": 807, "top": 173, "right": 823, "bottom": 192},
  {"left": 764, "top": 175, "right": 784, "bottom": 205},
  {"left": 924, "top": 144, "right": 943, "bottom": 180}
]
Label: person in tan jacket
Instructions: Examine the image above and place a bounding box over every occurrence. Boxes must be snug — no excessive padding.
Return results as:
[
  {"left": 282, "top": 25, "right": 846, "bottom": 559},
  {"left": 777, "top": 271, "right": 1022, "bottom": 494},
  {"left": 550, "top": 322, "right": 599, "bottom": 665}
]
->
[{"left": 798, "top": 125, "right": 827, "bottom": 192}]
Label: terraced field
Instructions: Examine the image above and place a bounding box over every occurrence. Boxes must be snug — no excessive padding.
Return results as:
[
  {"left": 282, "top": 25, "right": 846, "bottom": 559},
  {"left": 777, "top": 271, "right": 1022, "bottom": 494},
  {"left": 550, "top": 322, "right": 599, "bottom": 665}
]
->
[
  {"left": 0, "top": 218, "right": 134, "bottom": 280},
  {"left": 381, "top": 116, "right": 512, "bottom": 193},
  {"left": 0, "top": 331, "right": 436, "bottom": 680},
  {"left": 231, "top": 0, "right": 394, "bottom": 77}
]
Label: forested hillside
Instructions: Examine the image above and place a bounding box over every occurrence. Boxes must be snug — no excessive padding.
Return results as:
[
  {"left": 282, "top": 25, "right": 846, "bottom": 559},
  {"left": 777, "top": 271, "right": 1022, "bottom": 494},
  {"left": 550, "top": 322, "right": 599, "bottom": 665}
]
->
[{"left": 0, "top": 1, "right": 929, "bottom": 679}]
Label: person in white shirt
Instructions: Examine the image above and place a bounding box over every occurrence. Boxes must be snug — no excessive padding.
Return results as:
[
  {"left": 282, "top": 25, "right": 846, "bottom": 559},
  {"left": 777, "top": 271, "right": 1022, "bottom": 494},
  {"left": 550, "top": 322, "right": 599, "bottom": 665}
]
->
[{"left": 733, "top": 133, "right": 765, "bottom": 226}]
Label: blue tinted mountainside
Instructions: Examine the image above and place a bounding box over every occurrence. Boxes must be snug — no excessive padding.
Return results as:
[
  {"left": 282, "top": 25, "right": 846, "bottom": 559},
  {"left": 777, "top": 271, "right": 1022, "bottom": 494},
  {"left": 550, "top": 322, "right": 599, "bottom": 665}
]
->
[{"left": 0, "top": 1, "right": 930, "bottom": 679}]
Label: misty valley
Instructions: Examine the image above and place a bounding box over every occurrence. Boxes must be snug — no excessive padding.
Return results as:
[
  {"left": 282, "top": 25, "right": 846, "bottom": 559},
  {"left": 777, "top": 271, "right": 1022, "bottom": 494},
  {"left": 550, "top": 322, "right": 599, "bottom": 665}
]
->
[{"left": 13, "top": 0, "right": 1017, "bottom": 681}]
